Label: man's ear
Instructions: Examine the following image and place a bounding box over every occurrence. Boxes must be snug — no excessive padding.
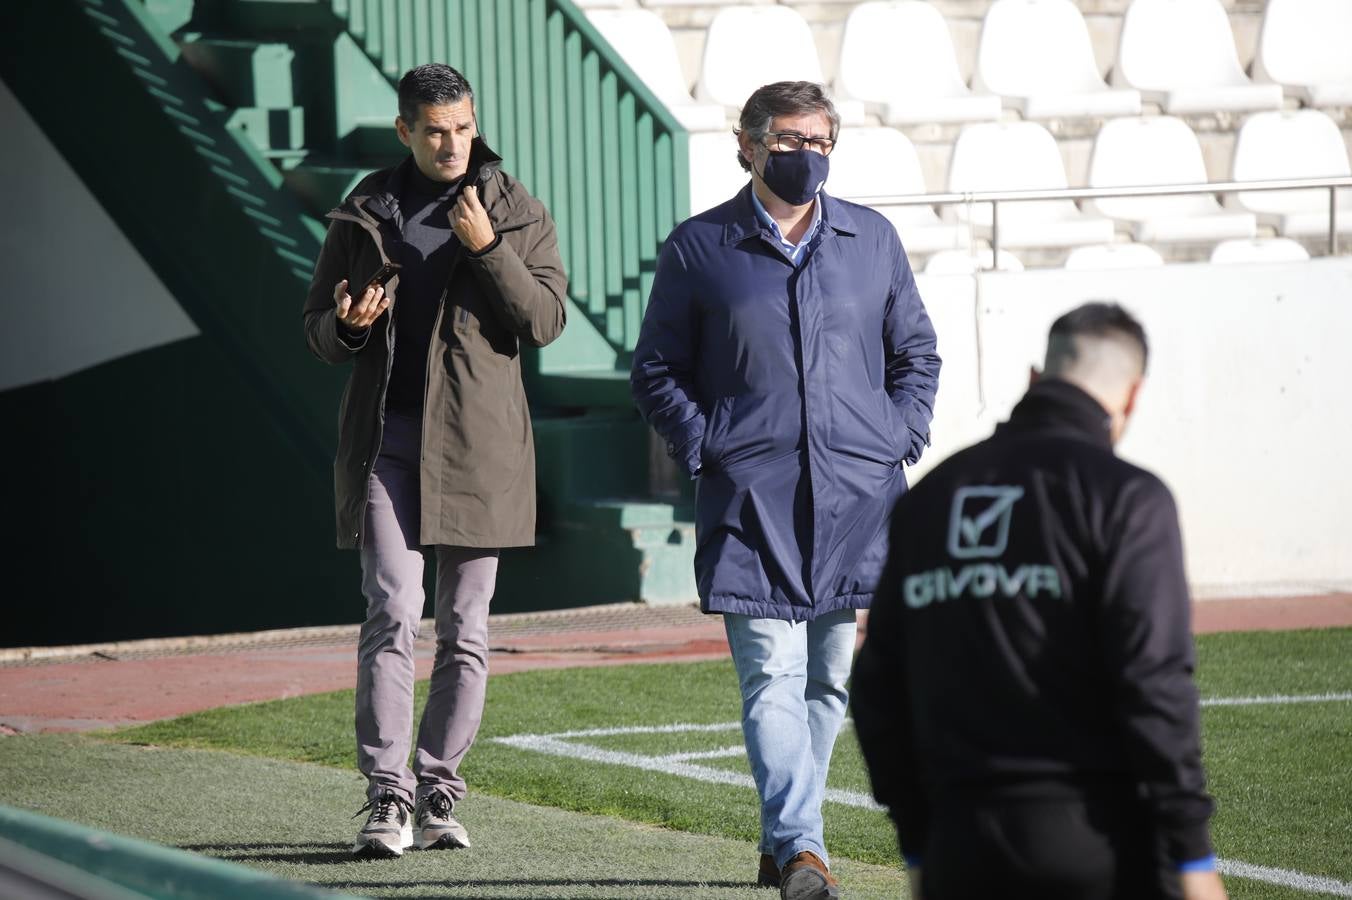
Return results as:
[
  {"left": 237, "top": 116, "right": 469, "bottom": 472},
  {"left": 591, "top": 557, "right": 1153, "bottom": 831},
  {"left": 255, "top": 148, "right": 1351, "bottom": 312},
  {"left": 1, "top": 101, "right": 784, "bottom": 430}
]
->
[
  {"left": 737, "top": 130, "right": 755, "bottom": 168},
  {"left": 1123, "top": 376, "right": 1143, "bottom": 421},
  {"left": 395, "top": 116, "right": 412, "bottom": 149},
  {"left": 1028, "top": 366, "right": 1042, "bottom": 388}
]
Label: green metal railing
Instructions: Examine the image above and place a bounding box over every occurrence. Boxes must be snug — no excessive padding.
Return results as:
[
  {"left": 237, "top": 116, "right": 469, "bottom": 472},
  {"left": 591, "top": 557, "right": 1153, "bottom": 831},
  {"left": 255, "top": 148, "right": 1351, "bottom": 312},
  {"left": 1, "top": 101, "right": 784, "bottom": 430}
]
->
[{"left": 330, "top": 0, "right": 690, "bottom": 359}]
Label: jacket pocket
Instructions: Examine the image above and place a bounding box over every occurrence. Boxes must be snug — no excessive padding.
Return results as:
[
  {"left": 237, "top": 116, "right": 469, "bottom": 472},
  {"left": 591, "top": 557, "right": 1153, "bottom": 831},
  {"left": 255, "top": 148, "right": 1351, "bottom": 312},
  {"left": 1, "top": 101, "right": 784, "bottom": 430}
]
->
[
  {"left": 701, "top": 396, "right": 736, "bottom": 468},
  {"left": 881, "top": 394, "right": 906, "bottom": 462}
]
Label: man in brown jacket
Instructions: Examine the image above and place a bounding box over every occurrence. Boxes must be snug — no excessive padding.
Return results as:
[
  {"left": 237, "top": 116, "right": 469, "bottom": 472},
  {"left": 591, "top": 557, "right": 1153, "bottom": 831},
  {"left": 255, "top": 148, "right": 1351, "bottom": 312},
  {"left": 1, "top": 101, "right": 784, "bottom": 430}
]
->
[{"left": 302, "top": 63, "right": 566, "bottom": 858}]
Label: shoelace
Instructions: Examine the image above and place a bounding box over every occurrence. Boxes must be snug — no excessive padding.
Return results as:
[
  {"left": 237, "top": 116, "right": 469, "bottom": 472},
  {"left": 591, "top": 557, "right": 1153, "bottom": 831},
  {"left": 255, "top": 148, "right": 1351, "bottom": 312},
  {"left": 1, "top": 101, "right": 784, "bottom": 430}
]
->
[
  {"left": 422, "top": 792, "right": 452, "bottom": 822},
  {"left": 353, "top": 792, "right": 408, "bottom": 823}
]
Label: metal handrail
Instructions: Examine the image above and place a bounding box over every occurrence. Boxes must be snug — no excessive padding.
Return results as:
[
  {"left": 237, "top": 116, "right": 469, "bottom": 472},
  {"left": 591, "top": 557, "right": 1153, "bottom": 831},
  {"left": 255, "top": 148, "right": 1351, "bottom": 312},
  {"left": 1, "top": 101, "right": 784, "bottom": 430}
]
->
[{"left": 849, "top": 176, "right": 1352, "bottom": 259}]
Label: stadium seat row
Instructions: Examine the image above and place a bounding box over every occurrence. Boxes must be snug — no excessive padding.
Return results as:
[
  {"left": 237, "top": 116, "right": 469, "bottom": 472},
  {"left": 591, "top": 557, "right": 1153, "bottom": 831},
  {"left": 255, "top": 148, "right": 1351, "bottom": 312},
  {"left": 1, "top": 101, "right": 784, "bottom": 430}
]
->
[
  {"left": 587, "top": 0, "right": 1352, "bottom": 129},
  {"left": 688, "top": 111, "right": 1352, "bottom": 256},
  {"left": 923, "top": 237, "right": 1311, "bottom": 274}
]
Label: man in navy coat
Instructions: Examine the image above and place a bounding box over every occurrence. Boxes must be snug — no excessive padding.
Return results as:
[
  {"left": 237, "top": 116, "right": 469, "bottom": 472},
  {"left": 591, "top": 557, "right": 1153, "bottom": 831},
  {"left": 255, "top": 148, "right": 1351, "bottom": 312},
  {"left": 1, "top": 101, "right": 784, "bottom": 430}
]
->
[{"left": 631, "top": 81, "right": 941, "bottom": 900}]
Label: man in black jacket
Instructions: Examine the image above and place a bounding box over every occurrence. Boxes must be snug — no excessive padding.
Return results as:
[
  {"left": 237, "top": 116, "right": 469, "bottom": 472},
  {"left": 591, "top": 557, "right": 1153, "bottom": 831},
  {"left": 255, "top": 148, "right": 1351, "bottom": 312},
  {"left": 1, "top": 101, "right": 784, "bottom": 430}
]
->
[{"left": 852, "top": 303, "right": 1227, "bottom": 900}]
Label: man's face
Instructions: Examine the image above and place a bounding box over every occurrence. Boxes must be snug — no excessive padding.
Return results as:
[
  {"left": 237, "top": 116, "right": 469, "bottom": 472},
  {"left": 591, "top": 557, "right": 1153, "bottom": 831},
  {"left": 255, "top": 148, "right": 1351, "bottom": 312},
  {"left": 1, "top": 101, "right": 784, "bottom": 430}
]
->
[
  {"left": 738, "top": 110, "right": 833, "bottom": 179},
  {"left": 397, "top": 98, "right": 477, "bottom": 183}
]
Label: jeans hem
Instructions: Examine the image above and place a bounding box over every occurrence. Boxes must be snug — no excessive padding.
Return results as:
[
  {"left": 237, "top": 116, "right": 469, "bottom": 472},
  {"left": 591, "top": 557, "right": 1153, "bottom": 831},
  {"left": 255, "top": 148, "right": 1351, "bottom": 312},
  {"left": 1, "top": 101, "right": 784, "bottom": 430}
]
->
[{"left": 776, "top": 839, "right": 829, "bottom": 870}]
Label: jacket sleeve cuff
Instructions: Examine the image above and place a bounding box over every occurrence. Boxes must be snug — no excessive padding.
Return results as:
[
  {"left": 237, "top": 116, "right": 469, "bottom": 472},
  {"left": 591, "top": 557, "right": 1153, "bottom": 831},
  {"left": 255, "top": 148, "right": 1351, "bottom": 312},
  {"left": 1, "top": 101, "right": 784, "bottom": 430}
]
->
[
  {"left": 468, "top": 234, "right": 503, "bottom": 258},
  {"left": 1178, "top": 855, "right": 1217, "bottom": 873},
  {"left": 335, "top": 316, "right": 370, "bottom": 351},
  {"left": 1165, "top": 823, "right": 1214, "bottom": 868},
  {"left": 668, "top": 434, "right": 702, "bottom": 478},
  {"left": 903, "top": 426, "right": 930, "bottom": 465}
]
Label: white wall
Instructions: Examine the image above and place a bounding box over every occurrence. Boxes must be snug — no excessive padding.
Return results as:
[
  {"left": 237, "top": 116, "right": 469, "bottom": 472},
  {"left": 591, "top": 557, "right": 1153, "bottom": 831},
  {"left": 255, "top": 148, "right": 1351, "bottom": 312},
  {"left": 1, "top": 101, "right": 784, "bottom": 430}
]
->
[
  {"left": 911, "top": 259, "right": 1352, "bottom": 594},
  {"left": 0, "top": 80, "right": 198, "bottom": 391}
]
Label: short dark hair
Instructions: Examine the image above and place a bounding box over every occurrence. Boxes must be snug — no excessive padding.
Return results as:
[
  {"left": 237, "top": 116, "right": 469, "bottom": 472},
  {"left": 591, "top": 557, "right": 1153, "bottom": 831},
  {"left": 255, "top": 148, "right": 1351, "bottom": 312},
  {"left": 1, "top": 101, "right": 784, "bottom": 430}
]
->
[
  {"left": 397, "top": 64, "right": 474, "bottom": 126},
  {"left": 1046, "top": 302, "right": 1149, "bottom": 374},
  {"left": 735, "top": 81, "right": 840, "bottom": 173}
]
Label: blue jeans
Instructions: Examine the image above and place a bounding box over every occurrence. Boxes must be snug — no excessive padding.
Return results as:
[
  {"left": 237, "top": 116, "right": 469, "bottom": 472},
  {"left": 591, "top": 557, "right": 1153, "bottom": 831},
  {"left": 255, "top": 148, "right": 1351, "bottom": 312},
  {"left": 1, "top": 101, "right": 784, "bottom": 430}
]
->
[{"left": 723, "top": 609, "right": 858, "bottom": 869}]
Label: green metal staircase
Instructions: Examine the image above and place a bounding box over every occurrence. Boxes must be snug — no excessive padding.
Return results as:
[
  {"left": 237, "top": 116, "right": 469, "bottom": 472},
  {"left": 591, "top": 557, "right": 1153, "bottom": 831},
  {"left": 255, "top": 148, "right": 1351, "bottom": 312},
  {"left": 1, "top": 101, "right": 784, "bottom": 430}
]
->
[
  {"left": 2, "top": 0, "right": 339, "bottom": 460},
  {"left": 179, "top": 0, "right": 691, "bottom": 406},
  {"left": 1, "top": 0, "right": 699, "bottom": 634}
]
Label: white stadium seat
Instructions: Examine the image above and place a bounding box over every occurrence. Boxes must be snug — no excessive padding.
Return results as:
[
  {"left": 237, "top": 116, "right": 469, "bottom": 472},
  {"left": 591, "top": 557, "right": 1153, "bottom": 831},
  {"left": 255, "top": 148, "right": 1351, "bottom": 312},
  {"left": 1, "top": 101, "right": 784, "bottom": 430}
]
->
[
  {"left": 946, "top": 122, "right": 1116, "bottom": 248},
  {"left": 1230, "top": 110, "right": 1352, "bottom": 237},
  {"left": 1086, "top": 117, "right": 1256, "bottom": 243},
  {"left": 1253, "top": 0, "right": 1352, "bottom": 108},
  {"left": 587, "top": 10, "right": 727, "bottom": 132},
  {"left": 1062, "top": 243, "right": 1165, "bottom": 270},
  {"left": 972, "top": 0, "right": 1140, "bottom": 120},
  {"left": 1209, "top": 238, "right": 1311, "bottom": 264},
  {"left": 924, "top": 249, "right": 1025, "bottom": 275},
  {"left": 1113, "top": 0, "right": 1283, "bottom": 114},
  {"left": 696, "top": 6, "right": 865, "bottom": 124},
  {"left": 687, "top": 131, "right": 751, "bottom": 216},
  {"left": 835, "top": 1, "right": 1002, "bottom": 126},
  {"left": 826, "top": 127, "right": 969, "bottom": 253}
]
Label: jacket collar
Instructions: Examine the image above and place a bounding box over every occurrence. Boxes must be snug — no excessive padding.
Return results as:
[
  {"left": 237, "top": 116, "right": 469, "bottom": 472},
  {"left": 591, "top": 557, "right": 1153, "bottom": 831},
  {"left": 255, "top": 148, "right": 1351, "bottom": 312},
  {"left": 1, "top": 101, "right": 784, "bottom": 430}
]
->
[
  {"left": 998, "top": 379, "right": 1115, "bottom": 450},
  {"left": 334, "top": 136, "right": 510, "bottom": 229},
  {"left": 721, "top": 184, "right": 860, "bottom": 246}
]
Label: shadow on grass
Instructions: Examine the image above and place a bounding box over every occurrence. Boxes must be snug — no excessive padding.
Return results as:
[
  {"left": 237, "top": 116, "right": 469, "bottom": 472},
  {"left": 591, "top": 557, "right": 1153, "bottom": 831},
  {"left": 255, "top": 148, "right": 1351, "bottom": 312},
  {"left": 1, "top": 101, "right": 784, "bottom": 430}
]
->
[
  {"left": 174, "top": 846, "right": 768, "bottom": 891},
  {"left": 177, "top": 842, "right": 356, "bottom": 866},
  {"left": 340, "top": 880, "right": 760, "bottom": 892}
]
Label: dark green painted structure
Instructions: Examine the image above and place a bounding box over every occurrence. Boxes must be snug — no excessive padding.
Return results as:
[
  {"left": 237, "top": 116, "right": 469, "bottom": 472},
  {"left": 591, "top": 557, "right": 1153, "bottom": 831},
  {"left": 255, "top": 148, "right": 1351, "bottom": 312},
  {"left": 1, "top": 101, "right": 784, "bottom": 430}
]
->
[
  {"left": 0, "top": 0, "right": 698, "bottom": 646},
  {"left": 0, "top": 804, "right": 358, "bottom": 897}
]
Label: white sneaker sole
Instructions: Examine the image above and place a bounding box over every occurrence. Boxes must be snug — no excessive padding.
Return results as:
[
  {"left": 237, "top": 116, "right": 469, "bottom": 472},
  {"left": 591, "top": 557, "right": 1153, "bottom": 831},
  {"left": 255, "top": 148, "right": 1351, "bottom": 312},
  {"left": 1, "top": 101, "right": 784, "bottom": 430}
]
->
[
  {"left": 352, "top": 821, "right": 413, "bottom": 858},
  {"left": 415, "top": 822, "right": 471, "bottom": 850}
]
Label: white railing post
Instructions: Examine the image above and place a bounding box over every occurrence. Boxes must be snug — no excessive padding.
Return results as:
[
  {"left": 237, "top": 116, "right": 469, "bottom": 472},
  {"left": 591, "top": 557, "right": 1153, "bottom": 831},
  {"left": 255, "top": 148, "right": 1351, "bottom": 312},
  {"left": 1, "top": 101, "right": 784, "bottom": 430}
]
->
[
  {"left": 1331, "top": 187, "right": 1339, "bottom": 256},
  {"left": 990, "top": 200, "right": 999, "bottom": 270}
]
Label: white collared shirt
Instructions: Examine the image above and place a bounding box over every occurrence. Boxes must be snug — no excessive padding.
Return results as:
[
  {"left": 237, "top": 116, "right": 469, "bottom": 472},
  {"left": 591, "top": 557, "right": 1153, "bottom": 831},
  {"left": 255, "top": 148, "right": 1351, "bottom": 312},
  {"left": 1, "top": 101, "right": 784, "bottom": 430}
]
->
[{"left": 749, "top": 188, "right": 822, "bottom": 266}]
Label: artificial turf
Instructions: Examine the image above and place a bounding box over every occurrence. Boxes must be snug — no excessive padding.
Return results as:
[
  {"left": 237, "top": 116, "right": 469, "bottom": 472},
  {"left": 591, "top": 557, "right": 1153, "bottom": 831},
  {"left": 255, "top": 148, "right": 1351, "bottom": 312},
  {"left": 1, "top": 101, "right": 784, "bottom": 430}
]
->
[
  {"left": 0, "top": 734, "right": 905, "bottom": 899},
  {"left": 92, "top": 627, "right": 1352, "bottom": 899}
]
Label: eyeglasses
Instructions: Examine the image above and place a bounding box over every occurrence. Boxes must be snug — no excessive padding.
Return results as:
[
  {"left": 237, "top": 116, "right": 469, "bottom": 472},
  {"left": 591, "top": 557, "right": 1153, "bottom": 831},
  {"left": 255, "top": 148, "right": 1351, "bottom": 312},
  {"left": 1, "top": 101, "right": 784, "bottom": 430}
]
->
[{"left": 764, "top": 131, "right": 836, "bottom": 156}]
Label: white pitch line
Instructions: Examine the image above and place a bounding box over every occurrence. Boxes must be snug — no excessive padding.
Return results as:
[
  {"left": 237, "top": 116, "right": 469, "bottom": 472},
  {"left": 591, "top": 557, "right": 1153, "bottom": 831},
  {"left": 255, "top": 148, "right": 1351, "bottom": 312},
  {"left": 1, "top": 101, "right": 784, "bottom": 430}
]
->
[
  {"left": 493, "top": 733, "right": 883, "bottom": 811},
  {"left": 660, "top": 746, "right": 747, "bottom": 762},
  {"left": 496, "top": 707, "right": 1352, "bottom": 898},
  {"left": 1201, "top": 692, "right": 1352, "bottom": 707},
  {"left": 533, "top": 722, "right": 743, "bottom": 740},
  {"left": 1217, "top": 860, "right": 1352, "bottom": 898}
]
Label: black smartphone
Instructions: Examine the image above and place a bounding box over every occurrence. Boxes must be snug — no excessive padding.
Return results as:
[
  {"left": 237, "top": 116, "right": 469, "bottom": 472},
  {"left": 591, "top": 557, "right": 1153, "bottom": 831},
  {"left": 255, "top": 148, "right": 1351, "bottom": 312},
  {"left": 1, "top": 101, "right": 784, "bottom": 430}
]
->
[{"left": 359, "top": 261, "right": 401, "bottom": 294}]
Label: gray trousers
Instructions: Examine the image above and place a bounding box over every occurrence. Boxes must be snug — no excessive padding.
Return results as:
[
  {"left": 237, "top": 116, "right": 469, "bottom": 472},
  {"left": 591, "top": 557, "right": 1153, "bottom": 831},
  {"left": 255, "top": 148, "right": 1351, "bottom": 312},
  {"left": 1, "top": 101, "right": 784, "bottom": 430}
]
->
[{"left": 356, "top": 412, "right": 499, "bottom": 807}]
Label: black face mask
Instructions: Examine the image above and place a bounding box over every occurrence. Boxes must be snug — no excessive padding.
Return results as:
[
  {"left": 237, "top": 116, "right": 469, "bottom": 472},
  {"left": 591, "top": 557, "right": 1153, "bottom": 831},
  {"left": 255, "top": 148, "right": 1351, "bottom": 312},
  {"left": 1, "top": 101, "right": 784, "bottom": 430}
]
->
[{"left": 757, "top": 148, "right": 830, "bottom": 206}]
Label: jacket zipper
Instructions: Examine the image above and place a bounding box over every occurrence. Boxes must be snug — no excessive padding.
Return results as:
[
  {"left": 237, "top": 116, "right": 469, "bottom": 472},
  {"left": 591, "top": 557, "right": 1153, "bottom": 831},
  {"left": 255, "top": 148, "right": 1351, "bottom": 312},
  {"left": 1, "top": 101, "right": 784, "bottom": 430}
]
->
[{"left": 422, "top": 284, "right": 451, "bottom": 446}]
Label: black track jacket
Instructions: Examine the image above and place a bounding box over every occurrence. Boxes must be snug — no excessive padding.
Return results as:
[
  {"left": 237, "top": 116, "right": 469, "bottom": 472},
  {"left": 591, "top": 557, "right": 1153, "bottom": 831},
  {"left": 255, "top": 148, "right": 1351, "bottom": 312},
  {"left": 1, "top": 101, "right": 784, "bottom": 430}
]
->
[{"left": 852, "top": 378, "right": 1215, "bottom": 866}]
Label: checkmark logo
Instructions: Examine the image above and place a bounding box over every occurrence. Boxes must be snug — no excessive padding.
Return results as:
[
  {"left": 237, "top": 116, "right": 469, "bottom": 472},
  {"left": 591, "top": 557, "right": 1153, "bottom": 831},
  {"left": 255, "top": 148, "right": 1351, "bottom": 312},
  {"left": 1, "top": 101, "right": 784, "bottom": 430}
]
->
[{"left": 947, "top": 485, "right": 1025, "bottom": 559}]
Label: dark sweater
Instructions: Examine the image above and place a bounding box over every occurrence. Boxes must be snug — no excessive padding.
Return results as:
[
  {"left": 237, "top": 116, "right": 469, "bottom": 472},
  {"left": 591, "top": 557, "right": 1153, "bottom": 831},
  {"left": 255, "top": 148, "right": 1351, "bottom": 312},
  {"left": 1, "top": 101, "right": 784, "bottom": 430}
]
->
[
  {"left": 852, "top": 379, "right": 1215, "bottom": 866},
  {"left": 385, "top": 165, "right": 462, "bottom": 416}
]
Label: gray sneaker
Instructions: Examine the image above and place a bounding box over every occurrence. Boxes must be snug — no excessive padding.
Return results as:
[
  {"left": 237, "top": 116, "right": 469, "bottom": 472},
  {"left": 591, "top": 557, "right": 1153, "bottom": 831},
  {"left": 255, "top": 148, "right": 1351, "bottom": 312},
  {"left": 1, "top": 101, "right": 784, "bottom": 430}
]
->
[
  {"left": 352, "top": 791, "right": 413, "bottom": 859},
  {"left": 414, "top": 792, "right": 471, "bottom": 850}
]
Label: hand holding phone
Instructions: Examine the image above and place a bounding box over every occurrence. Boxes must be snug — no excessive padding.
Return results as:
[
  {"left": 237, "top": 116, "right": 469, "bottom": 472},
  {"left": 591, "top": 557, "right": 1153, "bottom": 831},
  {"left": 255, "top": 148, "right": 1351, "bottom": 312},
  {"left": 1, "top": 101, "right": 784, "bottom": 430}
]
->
[{"left": 334, "top": 261, "right": 400, "bottom": 331}]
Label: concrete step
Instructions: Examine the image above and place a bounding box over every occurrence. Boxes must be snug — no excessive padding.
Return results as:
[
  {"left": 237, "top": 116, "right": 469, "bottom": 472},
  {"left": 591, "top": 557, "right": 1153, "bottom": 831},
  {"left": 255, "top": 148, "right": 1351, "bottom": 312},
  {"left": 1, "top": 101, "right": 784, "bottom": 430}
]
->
[
  {"left": 224, "top": 105, "right": 306, "bottom": 156},
  {"left": 282, "top": 164, "right": 369, "bottom": 216},
  {"left": 554, "top": 499, "right": 697, "bottom": 606},
  {"left": 178, "top": 38, "right": 297, "bottom": 108}
]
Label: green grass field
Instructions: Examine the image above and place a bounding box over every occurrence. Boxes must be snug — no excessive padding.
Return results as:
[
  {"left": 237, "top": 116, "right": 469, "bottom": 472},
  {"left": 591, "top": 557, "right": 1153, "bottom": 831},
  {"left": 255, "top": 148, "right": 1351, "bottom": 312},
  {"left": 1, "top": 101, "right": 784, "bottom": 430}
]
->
[{"left": 2, "top": 628, "right": 1349, "bottom": 899}]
